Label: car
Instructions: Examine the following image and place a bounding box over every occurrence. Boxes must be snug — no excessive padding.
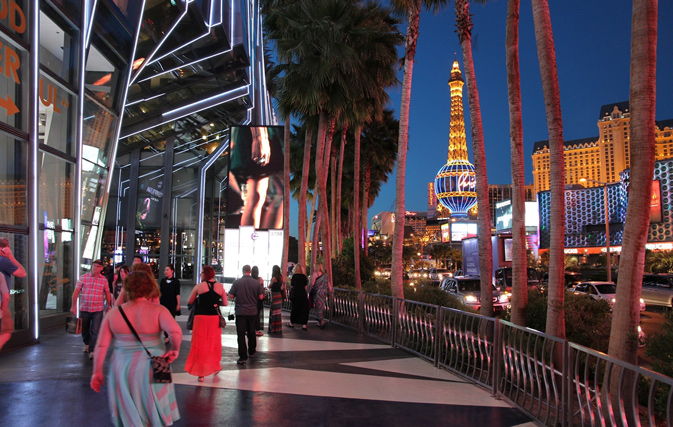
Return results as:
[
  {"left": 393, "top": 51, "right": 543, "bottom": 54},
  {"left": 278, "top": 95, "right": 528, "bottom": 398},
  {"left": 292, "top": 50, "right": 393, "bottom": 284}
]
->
[
  {"left": 429, "top": 268, "right": 452, "bottom": 284},
  {"left": 409, "top": 269, "right": 429, "bottom": 280},
  {"left": 494, "top": 267, "right": 540, "bottom": 294},
  {"left": 439, "top": 276, "right": 509, "bottom": 313},
  {"left": 572, "top": 281, "right": 646, "bottom": 312},
  {"left": 642, "top": 274, "right": 673, "bottom": 308},
  {"left": 374, "top": 266, "right": 391, "bottom": 278}
]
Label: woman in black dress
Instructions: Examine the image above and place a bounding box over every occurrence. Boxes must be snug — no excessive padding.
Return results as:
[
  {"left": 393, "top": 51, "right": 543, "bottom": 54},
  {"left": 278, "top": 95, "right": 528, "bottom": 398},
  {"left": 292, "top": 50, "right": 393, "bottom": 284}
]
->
[
  {"left": 251, "top": 266, "right": 264, "bottom": 336},
  {"left": 159, "top": 264, "right": 181, "bottom": 317},
  {"left": 288, "top": 264, "right": 309, "bottom": 330}
]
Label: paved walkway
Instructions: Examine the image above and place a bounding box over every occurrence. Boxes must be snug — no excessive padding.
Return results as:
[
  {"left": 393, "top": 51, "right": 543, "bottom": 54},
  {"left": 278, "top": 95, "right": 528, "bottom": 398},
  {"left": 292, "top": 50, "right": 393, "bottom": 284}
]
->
[{"left": 0, "top": 306, "right": 535, "bottom": 426}]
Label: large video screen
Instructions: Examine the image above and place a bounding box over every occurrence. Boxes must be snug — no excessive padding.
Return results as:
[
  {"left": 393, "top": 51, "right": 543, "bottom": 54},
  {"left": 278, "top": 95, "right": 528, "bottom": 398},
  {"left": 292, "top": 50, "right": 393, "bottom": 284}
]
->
[{"left": 226, "top": 126, "right": 285, "bottom": 230}]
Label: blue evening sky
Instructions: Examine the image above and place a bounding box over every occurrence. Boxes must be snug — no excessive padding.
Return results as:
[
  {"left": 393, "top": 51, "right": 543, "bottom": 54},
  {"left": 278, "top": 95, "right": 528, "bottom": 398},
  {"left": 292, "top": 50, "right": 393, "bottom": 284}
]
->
[{"left": 288, "top": 1, "right": 673, "bottom": 238}]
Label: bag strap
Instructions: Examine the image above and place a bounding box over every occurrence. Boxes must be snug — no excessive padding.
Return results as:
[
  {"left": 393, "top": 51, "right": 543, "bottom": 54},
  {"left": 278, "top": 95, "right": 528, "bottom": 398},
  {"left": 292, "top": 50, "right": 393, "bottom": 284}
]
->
[{"left": 118, "top": 306, "right": 152, "bottom": 359}]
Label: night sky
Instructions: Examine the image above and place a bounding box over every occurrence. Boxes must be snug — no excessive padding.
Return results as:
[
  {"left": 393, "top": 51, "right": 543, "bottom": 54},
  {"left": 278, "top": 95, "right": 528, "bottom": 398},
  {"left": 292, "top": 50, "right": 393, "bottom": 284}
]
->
[{"left": 289, "top": 1, "right": 673, "bottom": 237}]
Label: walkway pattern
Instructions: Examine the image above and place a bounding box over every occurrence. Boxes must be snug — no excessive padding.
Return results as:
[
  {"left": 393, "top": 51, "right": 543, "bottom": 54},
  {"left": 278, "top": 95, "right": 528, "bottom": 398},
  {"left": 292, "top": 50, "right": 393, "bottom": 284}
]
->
[{"left": 0, "top": 308, "right": 534, "bottom": 426}]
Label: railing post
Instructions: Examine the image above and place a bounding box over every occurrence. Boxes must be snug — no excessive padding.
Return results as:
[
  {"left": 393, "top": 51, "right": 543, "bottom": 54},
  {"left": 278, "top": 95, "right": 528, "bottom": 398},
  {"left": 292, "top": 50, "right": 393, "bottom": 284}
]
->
[
  {"left": 358, "top": 291, "right": 364, "bottom": 334},
  {"left": 492, "top": 318, "right": 500, "bottom": 398},
  {"left": 392, "top": 298, "right": 398, "bottom": 347},
  {"left": 564, "top": 340, "right": 571, "bottom": 427},
  {"left": 434, "top": 306, "right": 442, "bottom": 368}
]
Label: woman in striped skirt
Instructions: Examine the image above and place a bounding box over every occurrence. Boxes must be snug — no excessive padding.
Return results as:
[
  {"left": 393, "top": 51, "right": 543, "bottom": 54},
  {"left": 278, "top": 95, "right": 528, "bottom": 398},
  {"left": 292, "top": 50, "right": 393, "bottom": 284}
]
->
[{"left": 267, "top": 265, "right": 283, "bottom": 334}]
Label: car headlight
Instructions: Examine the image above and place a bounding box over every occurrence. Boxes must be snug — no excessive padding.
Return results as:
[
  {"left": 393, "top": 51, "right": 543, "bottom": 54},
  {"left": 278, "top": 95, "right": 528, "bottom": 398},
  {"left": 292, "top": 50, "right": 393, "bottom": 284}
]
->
[
  {"left": 375, "top": 271, "right": 381, "bottom": 276},
  {"left": 640, "top": 298, "right": 644, "bottom": 304},
  {"left": 465, "top": 295, "right": 478, "bottom": 303},
  {"left": 499, "top": 294, "right": 509, "bottom": 303},
  {"left": 611, "top": 298, "right": 616, "bottom": 304}
]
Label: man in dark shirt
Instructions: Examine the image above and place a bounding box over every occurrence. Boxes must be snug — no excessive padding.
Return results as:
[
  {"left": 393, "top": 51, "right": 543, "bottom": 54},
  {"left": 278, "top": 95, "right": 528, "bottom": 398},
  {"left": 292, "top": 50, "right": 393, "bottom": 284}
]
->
[{"left": 228, "top": 265, "right": 264, "bottom": 365}]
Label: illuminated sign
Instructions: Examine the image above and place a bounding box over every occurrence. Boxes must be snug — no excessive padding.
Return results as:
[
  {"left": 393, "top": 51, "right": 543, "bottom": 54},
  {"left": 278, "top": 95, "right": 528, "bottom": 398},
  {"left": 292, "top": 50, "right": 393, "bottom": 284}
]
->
[
  {"left": 651, "top": 180, "right": 662, "bottom": 223},
  {"left": 451, "top": 222, "right": 477, "bottom": 242},
  {"left": 440, "top": 223, "right": 449, "bottom": 243}
]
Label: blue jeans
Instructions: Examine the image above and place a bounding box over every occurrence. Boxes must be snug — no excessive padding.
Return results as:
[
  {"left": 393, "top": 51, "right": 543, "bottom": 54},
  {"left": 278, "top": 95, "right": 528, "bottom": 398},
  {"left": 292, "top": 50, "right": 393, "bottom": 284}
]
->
[{"left": 80, "top": 310, "right": 103, "bottom": 350}]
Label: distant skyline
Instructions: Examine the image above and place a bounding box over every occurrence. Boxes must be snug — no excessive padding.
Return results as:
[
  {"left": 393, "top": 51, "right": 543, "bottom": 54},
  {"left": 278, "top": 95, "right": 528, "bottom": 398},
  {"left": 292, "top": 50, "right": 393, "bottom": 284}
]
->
[{"left": 289, "top": 2, "right": 673, "bottom": 237}]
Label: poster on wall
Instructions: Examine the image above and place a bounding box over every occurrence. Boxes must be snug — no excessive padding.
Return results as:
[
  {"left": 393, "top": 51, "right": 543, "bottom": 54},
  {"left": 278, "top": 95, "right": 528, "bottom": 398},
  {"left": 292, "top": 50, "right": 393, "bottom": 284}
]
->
[{"left": 226, "top": 126, "right": 284, "bottom": 230}]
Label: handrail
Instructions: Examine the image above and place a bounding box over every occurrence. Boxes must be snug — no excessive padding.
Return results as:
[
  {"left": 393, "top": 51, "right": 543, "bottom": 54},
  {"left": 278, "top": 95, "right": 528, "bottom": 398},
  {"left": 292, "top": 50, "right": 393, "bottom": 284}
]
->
[{"left": 275, "top": 286, "right": 673, "bottom": 426}]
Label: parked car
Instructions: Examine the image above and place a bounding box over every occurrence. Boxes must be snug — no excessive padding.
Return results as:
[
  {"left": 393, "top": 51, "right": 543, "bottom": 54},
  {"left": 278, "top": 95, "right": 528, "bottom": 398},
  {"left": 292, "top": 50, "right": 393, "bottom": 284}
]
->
[
  {"left": 429, "top": 268, "right": 452, "bottom": 284},
  {"left": 439, "top": 276, "right": 509, "bottom": 313},
  {"left": 572, "top": 281, "right": 645, "bottom": 312},
  {"left": 642, "top": 274, "right": 673, "bottom": 308}
]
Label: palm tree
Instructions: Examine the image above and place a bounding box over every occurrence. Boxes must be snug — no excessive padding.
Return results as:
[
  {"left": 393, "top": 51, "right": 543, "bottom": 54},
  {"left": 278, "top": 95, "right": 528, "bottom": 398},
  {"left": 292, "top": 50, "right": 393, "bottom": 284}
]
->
[
  {"left": 453, "top": 0, "right": 493, "bottom": 316},
  {"left": 531, "top": 0, "right": 566, "bottom": 341},
  {"left": 608, "top": 0, "right": 658, "bottom": 366},
  {"left": 361, "top": 109, "right": 399, "bottom": 257},
  {"left": 505, "top": 0, "right": 527, "bottom": 325},
  {"left": 390, "top": 0, "right": 450, "bottom": 300}
]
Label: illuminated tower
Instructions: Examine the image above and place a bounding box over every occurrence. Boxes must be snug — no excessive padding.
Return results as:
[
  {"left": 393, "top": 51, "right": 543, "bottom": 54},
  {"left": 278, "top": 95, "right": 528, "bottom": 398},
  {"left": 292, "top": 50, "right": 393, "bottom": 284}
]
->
[{"left": 434, "top": 60, "right": 477, "bottom": 218}]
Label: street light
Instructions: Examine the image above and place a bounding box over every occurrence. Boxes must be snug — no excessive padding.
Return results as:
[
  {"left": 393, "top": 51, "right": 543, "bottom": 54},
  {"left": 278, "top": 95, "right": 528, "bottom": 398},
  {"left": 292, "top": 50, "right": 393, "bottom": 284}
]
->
[{"left": 579, "top": 178, "right": 611, "bottom": 282}]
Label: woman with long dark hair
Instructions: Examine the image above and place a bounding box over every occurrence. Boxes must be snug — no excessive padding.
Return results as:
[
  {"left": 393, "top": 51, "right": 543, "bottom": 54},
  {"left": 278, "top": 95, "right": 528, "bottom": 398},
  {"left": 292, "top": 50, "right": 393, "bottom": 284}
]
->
[
  {"left": 112, "top": 265, "right": 129, "bottom": 302},
  {"left": 251, "top": 266, "right": 264, "bottom": 336},
  {"left": 267, "top": 265, "right": 283, "bottom": 334}
]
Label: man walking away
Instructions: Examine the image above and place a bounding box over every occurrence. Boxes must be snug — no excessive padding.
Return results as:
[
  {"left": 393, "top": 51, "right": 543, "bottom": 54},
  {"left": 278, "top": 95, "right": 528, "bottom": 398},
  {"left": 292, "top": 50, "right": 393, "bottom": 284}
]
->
[
  {"left": 71, "top": 260, "right": 112, "bottom": 359},
  {"left": 228, "top": 265, "right": 264, "bottom": 365}
]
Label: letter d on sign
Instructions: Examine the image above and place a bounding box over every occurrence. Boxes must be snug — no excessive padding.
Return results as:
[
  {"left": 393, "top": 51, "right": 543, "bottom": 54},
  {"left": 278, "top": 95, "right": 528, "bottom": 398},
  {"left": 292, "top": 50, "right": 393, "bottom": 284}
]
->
[{"left": 0, "top": 0, "right": 27, "bottom": 34}]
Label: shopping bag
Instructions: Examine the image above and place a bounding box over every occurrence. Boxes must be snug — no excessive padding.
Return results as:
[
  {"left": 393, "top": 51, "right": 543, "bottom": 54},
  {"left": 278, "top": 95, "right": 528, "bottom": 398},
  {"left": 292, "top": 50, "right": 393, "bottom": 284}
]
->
[{"left": 66, "top": 316, "right": 82, "bottom": 334}]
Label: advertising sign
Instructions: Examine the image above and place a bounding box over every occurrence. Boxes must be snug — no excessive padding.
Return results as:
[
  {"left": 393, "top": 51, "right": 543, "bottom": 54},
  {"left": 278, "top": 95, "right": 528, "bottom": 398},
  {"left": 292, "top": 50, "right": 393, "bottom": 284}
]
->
[{"left": 226, "top": 126, "right": 284, "bottom": 230}]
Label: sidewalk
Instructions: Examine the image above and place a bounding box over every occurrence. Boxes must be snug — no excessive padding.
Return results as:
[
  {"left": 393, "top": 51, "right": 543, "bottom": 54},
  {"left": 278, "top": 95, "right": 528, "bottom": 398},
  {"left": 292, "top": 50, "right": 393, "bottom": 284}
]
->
[{"left": 0, "top": 307, "right": 535, "bottom": 426}]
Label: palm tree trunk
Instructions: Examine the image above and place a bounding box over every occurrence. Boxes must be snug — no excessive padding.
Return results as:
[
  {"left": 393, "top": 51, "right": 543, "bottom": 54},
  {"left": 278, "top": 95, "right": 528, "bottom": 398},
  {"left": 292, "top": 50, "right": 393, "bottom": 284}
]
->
[
  {"left": 353, "top": 125, "right": 363, "bottom": 291},
  {"left": 362, "top": 161, "right": 371, "bottom": 257},
  {"left": 506, "top": 0, "right": 527, "bottom": 326},
  {"left": 532, "top": 0, "right": 566, "bottom": 341},
  {"left": 311, "top": 207, "right": 322, "bottom": 271},
  {"left": 391, "top": 0, "right": 421, "bottom": 300},
  {"left": 608, "top": 0, "right": 657, "bottom": 366},
  {"left": 312, "top": 112, "right": 328, "bottom": 268},
  {"left": 299, "top": 128, "right": 313, "bottom": 266},
  {"left": 320, "top": 116, "right": 334, "bottom": 289},
  {"left": 283, "top": 118, "right": 291, "bottom": 276},
  {"left": 456, "top": 0, "right": 493, "bottom": 316},
  {"left": 331, "top": 145, "right": 337, "bottom": 256},
  {"left": 336, "top": 127, "right": 347, "bottom": 254}
]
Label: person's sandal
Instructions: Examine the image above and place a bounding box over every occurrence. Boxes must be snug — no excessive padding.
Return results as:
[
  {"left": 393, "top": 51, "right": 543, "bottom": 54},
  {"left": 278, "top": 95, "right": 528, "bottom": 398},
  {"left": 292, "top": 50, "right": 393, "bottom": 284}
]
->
[{"left": 256, "top": 331, "right": 264, "bottom": 336}]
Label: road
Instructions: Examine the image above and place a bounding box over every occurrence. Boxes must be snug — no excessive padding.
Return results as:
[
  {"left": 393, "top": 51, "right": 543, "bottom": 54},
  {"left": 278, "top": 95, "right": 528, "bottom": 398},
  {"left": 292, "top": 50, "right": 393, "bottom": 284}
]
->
[{"left": 639, "top": 306, "right": 669, "bottom": 369}]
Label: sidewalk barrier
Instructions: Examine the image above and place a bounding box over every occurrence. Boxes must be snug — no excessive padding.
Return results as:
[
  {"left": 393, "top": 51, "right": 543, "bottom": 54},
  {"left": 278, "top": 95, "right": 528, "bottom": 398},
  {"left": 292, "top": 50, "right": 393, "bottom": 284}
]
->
[{"left": 304, "top": 287, "right": 673, "bottom": 427}]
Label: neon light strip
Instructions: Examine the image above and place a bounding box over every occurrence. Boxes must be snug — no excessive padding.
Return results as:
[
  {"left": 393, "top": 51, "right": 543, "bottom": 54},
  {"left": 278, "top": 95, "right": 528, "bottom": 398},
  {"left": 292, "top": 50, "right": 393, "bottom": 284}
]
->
[
  {"left": 150, "top": 30, "right": 210, "bottom": 64},
  {"left": 84, "top": 0, "right": 99, "bottom": 48},
  {"left": 106, "top": 0, "right": 147, "bottom": 196},
  {"left": 162, "top": 87, "right": 247, "bottom": 118},
  {"left": 129, "top": 6, "right": 189, "bottom": 85},
  {"left": 30, "top": 0, "right": 40, "bottom": 339},
  {"left": 135, "top": 48, "right": 233, "bottom": 84}
]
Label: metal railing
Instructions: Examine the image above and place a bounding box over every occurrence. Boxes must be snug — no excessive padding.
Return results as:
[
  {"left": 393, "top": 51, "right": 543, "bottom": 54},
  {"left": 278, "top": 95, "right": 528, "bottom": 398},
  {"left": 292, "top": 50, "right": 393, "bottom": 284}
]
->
[{"left": 300, "top": 287, "right": 673, "bottom": 427}]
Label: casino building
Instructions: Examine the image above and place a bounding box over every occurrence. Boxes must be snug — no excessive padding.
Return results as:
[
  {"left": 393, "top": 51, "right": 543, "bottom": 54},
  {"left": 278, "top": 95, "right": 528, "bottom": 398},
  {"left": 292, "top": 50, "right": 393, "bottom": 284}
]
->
[{"left": 0, "top": 0, "right": 273, "bottom": 349}]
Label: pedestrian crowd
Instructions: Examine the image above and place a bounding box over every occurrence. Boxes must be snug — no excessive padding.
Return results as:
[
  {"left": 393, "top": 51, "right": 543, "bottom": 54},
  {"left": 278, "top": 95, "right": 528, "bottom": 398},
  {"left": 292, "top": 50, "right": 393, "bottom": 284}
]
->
[{"left": 65, "top": 256, "right": 330, "bottom": 426}]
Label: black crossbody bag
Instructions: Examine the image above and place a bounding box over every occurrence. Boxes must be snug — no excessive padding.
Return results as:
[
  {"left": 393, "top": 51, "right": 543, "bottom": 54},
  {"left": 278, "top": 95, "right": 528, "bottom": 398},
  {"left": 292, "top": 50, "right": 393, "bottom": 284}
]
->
[{"left": 118, "top": 306, "right": 172, "bottom": 383}]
